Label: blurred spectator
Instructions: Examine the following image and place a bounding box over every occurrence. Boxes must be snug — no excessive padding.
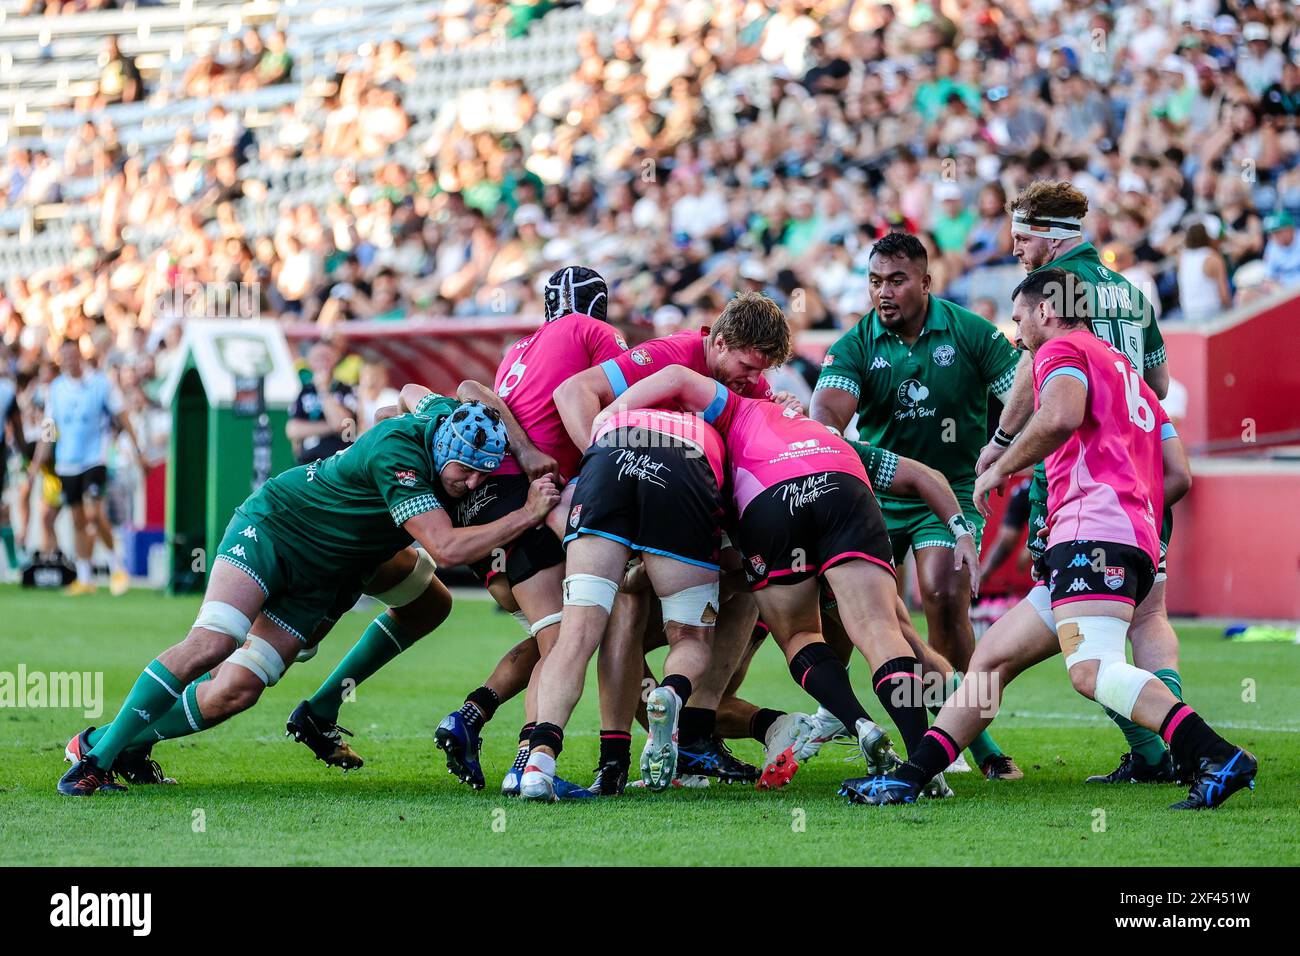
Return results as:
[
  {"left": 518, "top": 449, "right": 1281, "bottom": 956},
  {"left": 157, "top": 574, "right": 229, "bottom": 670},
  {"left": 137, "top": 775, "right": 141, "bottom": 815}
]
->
[
  {"left": 1262, "top": 211, "right": 1300, "bottom": 286},
  {"left": 1177, "top": 223, "right": 1232, "bottom": 321},
  {"left": 98, "top": 36, "right": 143, "bottom": 106},
  {"left": 286, "top": 342, "right": 359, "bottom": 465}
]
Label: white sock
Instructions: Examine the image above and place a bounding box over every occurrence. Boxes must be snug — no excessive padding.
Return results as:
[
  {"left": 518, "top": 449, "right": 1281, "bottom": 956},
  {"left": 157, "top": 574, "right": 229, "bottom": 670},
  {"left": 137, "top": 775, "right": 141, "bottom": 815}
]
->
[
  {"left": 524, "top": 750, "right": 555, "bottom": 777},
  {"left": 76, "top": 559, "right": 92, "bottom": 584},
  {"left": 109, "top": 551, "right": 125, "bottom": 575}
]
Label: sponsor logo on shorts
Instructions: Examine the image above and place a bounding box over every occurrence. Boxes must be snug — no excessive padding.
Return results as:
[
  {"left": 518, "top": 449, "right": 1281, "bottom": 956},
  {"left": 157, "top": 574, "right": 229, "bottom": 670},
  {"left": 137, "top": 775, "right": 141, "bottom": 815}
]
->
[
  {"left": 749, "top": 555, "right": 767, "bottom": 576},
  {"left": 932, "top": 345, "right": 956, "bottom": 367},
  {"left": 227, "top": 544, "right": 247, "bottom": 559},
  {"left": 630, "top": 348, "right": 652, "bottom": 366},
  {"left": 1068, "top": 552, "right": 1089, "bottom": 568},
  {"left": 777, "top": 473, "right": 838, "bottom": 515},
  {"left": 870, "top": 356, "right": 891, "bottom": 370},
  {"left": 611, "top": 449, "right": 669, "bottom": 488},
  {"left": 569, "top": 504, "right": 582, "bottom": 528},
  {"left": 395, "top": 469, "right": 418, "bottom": 487},
  {"left": 240, "top": 526, "right": 258, "bottom": 541},
  {"left": 1066, "top": 577, "right": 1088, "bottom": 593},
  {"left": 1104, "top": 566, "right": 1126, "bottom": 590}
]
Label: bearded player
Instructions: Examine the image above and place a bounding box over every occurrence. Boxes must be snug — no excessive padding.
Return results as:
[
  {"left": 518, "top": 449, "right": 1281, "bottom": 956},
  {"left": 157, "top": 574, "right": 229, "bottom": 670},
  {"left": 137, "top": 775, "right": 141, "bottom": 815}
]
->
[
  {"left": 809, "top": 231, "right": 1022, "bottom": 780},
  {"left": 59, "top": 399, "right": 559, "bottom": 794},
  {"left": 981, "top": 181, "right": 1185, "bottom": 785},
  {"left": 844, "top": 269, "right": 1256, "bottom": 810}
]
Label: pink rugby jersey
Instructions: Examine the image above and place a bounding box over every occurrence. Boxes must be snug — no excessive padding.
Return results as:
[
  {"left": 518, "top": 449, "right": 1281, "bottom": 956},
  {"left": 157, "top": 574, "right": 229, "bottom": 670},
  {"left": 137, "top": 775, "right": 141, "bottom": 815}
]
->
[
  {"left": 706, "top": 386, "right": 870, "bottom": 516},
  {"left": 1032, "top": 330, "right": 1168, "bottom": 564},
  {"left": 593, "top": 408, "right": 727, "bottom": 489},
  {"left": 599, "top": 327, "right": 774, "bottom": 405},
  {"left": 493, "top": 312, "right": 627, "bottom": 481}
]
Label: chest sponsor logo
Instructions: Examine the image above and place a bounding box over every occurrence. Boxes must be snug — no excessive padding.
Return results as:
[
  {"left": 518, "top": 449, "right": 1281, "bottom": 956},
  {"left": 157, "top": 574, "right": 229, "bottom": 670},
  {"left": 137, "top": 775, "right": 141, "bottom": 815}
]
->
[
  {"left": 395, "top": 469, "right": 418, "bottom": 488},
  {"left": 458, "top": 484, "right": 499, "bottom": 524},
  {"left": 894, "top": 379, "right": 935, "bottom": 420},
  {"left": 932, "top": 345, "right": 955, "bottom": 367},
  {"left": 870, "top": 356, "right": 891, "bottom": 370},
  {"left": 240, "top": 526, "right": 258, "bottom": 541},
  {"left": 1066, "top": 577, "right": 1089, "bottom": 593},
  {"left": 1104, "top": 566, "right": 1126, "bottom": 590},
  {"left": 1068, "top": 552, "right": 1090, "bottom": 568},
  {"left": 569, "top": 504, "right": 582, "bottom": 528},
  {"left": 749, "top": 554, "right": 767, "bottom": 577},
  {"left": 612, "top": 449, "right": 669, "bottom": 488},
  {"left": 777, "top": 473, "right": 837, "bottom": 515},
  {"left": 630, "top": 348, "right": 653, "bottom": 366},
  {"left": 787, "top": 439, "right": 818, "bottom": 451}
]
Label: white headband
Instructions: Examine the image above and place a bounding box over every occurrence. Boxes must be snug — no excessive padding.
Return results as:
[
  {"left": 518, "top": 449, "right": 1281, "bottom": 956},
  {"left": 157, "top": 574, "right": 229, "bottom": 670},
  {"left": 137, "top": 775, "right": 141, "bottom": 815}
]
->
[{"left": 1011, "top": 213, "right": 1083, "bottom": 240}]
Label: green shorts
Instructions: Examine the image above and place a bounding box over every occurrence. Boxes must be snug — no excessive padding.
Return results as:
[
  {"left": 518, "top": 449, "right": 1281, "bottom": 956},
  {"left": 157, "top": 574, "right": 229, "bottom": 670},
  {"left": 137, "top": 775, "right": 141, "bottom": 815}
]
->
[
  {"left": 214, "top": 507, "right": 369, "bottom": 643},
  {"left": 879, "top": 484, "right": 985, "bottom": 566},
  {"left": 1027, "top": 472, "right": 1173, "bottom": 577}
]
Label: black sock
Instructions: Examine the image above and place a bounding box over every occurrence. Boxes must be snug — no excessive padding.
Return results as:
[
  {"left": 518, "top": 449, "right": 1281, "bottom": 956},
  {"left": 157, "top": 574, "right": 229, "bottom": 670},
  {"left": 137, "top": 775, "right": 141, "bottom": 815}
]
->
[
  {"left": 1160, "top": 704, "right": 1234, "bottom": 765},
  {"left": 750, "top": 708, "right": 784, "bottom": 744},
  {"left": 678, "top": 706, "right": 716, "bottom": 743},
  {"left": 789, "top": 642, "right": 869, "bottom": 732},
  {"left": 599, "top": 729, "right": 632, "bottom": 766},
  {"left": 895, "top": 728, "right": 959, "bottom": 788},
  {"left": 518, "top": 721, "right": 536, "bottom": 744},
  {"left": 528, "top": 721, "right": 564, "bottom": 757},
  {"left": 461, "top": 686, "right": 500, "bottom": 731},
  {"left": 661, "top": 673, "right": 693, "bottom": 705},
  {"left": 871, "top": 657, "right": 929, "bottom": 754}
]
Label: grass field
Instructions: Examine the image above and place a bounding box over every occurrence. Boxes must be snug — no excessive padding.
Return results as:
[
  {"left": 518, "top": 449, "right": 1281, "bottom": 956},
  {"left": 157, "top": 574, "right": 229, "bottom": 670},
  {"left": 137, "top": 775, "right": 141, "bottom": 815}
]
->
[{"left": 1, "top": 584, "right": 1296, "bottom": 866}]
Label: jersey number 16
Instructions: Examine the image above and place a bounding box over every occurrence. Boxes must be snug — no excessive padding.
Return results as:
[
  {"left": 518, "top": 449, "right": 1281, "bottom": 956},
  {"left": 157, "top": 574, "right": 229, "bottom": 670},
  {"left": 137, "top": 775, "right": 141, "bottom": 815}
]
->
[{"left": 1116, "top": 361, "right": 1156, "bottom": 433}]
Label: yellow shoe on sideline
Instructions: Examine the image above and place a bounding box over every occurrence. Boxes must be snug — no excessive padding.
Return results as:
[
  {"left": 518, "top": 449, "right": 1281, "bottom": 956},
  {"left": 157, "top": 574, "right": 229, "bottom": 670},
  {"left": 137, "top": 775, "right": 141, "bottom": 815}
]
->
[
  {"left": 64, "top": 580, "right": 98, "bottom": 596},
  {"left": 110, "top": 570, "right": 130, "bottom": 596}
]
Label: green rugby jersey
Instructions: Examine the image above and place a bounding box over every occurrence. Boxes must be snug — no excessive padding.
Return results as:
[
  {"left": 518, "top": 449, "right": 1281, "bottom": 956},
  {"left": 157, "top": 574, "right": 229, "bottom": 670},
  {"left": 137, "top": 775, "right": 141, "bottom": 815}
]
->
[
  {"left": 238, "top": 393, "right": 459, "bottom": 582},
  {"left": 815, "top": 294, "right": 1019, "bottom": 495},
  {"left": 1037, "top": 242, "right": 1166, "bottom": 373}
]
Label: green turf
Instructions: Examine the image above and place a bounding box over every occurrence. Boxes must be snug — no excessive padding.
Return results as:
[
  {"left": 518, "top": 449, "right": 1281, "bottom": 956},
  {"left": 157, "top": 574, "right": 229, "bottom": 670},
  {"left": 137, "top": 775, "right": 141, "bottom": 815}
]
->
[{"left": 0, "top": 585, "right": 1295, "bottom": 866}]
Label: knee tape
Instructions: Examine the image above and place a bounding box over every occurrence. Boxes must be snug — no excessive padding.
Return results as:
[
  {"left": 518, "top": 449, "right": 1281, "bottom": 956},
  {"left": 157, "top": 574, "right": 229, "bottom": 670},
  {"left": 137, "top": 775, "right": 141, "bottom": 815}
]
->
[
  {"left": 371, "top": 550, "right": 437, "bottom": 608},
  {"left": 511, "top": 609, "right": 532, "bottom": 635},
  {"left": 1028, "top": 584, "right": 1055, "bottom": 634},
  {"left": 529, "top": 612, "right": 563, "bottom": 637},
  {"left": 660, "top": 582, "right": 720, "bottom": 627},
  {"left": 228, "top": 634, "right": 288, "bottom": 687},
  {"left": 194, "top": 601, "right": 253, "bottom": 645},
  {"left": 562, "top": 574, "right": 618, "bottom": 613},
  {"left": 1059, "top": 616, "right": 1150, "bottom": 719}
]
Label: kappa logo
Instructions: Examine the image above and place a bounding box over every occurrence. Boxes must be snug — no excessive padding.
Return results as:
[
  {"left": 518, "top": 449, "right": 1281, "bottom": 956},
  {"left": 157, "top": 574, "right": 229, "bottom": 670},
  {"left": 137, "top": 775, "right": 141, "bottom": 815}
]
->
[
  {"left": 1104, "top": 566, "right": 1126, "bottom": 590},
  {"left": 394, "top": 469, "right": 418, "bottom": 488},
  {"left": 1068, "top": 553, "right": 1090, "bottom": 568},
  {"left": 1066, "top": 577, "right": 1089, "bottom": 593},
  {"left": 133, "top": 707, "right": 151, "bottom": 722},
  {"left": 870, "top": 356, "right": 891, "bottom": 370},
  {"left": 239, "top": 526, "right": 258, "bottom": 541},
  {"left": 630, "top": 348, "right": 652, "bottom": 366},
  {"left": 227, "top": 544, "right": 247, "bottom": 559},
  {"left": 569, "top": 504, "right": 582, "bottom": 528},
  {"left": 932, "top": 345, "right": 955, "bottom": 367},
  {"left": 749, "top": 555, "right": 767, "bottom": 576}
]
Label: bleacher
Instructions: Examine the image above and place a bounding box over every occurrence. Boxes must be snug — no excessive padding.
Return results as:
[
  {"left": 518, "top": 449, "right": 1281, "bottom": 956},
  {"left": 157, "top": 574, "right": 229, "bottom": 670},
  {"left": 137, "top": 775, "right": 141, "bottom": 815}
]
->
[{"left": 0, "top": 0, "right": 607, "bottom": 278}]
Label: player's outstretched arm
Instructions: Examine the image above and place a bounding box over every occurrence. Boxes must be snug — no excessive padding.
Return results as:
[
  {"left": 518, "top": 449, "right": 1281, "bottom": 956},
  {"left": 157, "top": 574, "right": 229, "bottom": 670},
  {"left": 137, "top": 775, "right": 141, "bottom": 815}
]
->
[
  {"left": 973, "top": 374, "right": 1085, "bottom": 517},
  {"left": 808, "top": 383, "right": 857, "bottom": 433},
  {"left": 591, "top": 365, "right": 718, "bottom": 435},
  {"left": 402, "top": 477, "right": 561, "bottom": 567},
  {"left": 456, "top": 379, "right": 558, "bottom": 482},
  {"left": 977, "top": 351, "right": 1035, "bottom": 476},
  {"left": 554, "top": 365, "right": 615, "bottom": 452},
  {"left": 890, "top": 456, "right": 981, "bottom": 597}
]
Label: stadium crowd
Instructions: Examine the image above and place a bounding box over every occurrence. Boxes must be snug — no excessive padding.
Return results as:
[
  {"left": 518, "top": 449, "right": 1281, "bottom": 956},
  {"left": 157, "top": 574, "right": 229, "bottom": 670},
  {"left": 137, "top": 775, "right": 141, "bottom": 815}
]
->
[{"left": 2, "top": 0, "right": 1300, "bottom": 569}]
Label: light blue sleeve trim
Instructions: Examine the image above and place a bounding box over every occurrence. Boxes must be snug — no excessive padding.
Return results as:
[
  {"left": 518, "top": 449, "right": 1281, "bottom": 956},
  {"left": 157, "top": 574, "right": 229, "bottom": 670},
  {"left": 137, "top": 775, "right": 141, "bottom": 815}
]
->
[
  {"left": 1160, "top": 421, "right": 1177, "bottom": 441},
  {"left": 600, "top": 359, "right": 629, "bottom": 397},
  {"left": 1042, "top": 366, "right": 1088, "bottom": 390},
  {"left": 702, "top": 380, "right": 729, "bottom": 424}
]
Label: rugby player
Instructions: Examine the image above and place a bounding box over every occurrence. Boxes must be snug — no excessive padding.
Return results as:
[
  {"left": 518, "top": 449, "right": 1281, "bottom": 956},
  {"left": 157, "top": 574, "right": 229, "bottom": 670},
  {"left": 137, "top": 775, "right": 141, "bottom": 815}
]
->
[
  {"left": 982, "top": 180, "right": 1185, "bottom": 784},
  {"left": 30, "top": 340, "right": 144, "bottom": 596},
  {"left": 592, "top": 356, "right": 975, "bottom": 799},
  {"left": 809, "top": 231, "right": 1023, "bottom": 779},
  {"left": 58, "top": 398, "right": 559, "bottom": 795},
  {"left": 0, "top": 363, "right": 28, "bottom": 576},
  {"left": 519, "top": 402, "right": 729, "bottom": 799},
  {"left": 843, "top": 270, "right": 1257, "bottom": 810}
]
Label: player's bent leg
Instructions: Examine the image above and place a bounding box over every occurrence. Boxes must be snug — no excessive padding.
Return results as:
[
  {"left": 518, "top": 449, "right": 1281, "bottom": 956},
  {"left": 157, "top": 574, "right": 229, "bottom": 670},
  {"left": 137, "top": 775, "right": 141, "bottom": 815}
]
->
[
  {"left": 60, "top": 560, "right": 265, "bottom": 795},
  {"left": 914, "top": 543, "right": 977, "bottom": 672},
  {"left": 589, "top": 588, "right": 652, "bottom": 795},
  {"left": 844, "top": 596, "right": 1057, "bottom": 805}
]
